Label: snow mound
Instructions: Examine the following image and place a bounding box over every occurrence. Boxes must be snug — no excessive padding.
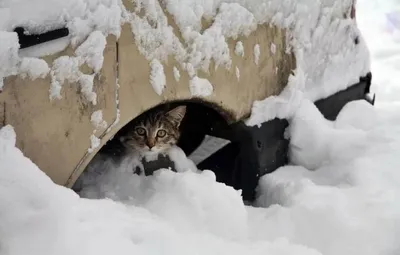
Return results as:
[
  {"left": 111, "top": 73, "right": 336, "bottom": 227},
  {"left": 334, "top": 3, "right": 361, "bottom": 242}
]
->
[
  {"left": 3, "top": 98, "right": 400, "bottom": 255},
  {"left": 288, "top": 99, "right": 375, "bottom": 170},
  {"left": 0, "top": 125, "right": 322, "bottom": 255},
  {"left": 255, "top": 100, "right": 400, "bottom": 255}
]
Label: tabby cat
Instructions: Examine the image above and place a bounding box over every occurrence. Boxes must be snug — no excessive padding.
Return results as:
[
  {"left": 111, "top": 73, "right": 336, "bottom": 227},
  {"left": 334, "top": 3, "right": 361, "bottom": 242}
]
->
[{"left": 120, "top": 105, "right": 187, "bottom": 155}]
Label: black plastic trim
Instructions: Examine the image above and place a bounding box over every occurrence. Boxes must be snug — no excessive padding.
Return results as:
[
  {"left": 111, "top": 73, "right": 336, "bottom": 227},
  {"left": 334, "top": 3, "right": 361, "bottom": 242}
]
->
[
  {"left": 315, "top": 72, "right": 373, "bottom": 120},
  {"left": 198, "top": 73, "right": 374, "bottom": 202},
  {"left": 14, "top": 27, "right": 69, "bottom": 49}
]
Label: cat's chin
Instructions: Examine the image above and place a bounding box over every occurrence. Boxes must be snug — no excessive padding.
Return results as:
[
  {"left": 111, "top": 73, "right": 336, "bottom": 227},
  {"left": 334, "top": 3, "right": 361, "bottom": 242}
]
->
[{"left": 136, "top": 146, "right": 170, "bottom": 155}]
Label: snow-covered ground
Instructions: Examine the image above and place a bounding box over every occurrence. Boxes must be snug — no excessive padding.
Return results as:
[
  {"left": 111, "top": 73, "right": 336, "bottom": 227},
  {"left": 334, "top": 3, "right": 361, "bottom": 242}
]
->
[{"left": 2, "top": 1, "right": 400, "bottom": 255}]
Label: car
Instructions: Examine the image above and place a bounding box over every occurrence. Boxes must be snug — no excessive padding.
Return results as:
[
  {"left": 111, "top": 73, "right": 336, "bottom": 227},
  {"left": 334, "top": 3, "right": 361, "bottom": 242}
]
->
[{"left": 0, "top": 0, "right": 373, "bottom": 201}]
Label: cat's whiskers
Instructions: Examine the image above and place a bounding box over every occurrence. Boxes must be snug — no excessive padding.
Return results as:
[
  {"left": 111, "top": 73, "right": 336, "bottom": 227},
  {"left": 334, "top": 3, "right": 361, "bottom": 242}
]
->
[{"left": 121, "top": 105, "right": 187, "bottom": 157}]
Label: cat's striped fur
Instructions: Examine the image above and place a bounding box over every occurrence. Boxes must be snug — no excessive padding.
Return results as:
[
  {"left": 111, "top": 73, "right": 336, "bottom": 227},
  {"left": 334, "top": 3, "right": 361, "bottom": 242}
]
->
[{"left": 120, "top": 105, "right": 186, "bottom": 154}]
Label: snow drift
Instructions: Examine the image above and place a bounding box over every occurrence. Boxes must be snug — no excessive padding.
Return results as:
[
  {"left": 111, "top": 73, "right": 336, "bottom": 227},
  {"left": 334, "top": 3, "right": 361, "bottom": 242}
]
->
[{"left": 2, "top": 97, "right": 400, "bottom": 255}]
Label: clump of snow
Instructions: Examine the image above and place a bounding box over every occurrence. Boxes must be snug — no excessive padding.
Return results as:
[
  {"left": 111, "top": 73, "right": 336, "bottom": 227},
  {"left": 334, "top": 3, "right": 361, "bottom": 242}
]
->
[
  {"left": 90, "top": 110, "right": 107, "bottom": 129},
  {"left": 189, "top": 76, "right": 214, "bottom": 97},
  {"left": 212, "top": 3, "right": 256, "bottom": 39},
  {"left": 126, "top": 0, "right": 187, "bottom": 63},
  {"left": 183, "top": 3, "right": 257, "bottom": 73},
  {"left": 236, "top": 66, "right": 240, "bottom": 81},
  {"left": 0, "top": 32, "right": 20, "bottom": 90},
  {"left": 79, "top": 74, "right": 97, "bottom": 105},
  {"left": 88, "top": 134, "right": 100, "bottom": 153},
  {"left": 166, "top": 145, "right": 198, "bottom": 173},
  {"left": 49, "top": 52, "right": 99, "bottom": 104},
  {"left": 18, "top": 58, "right": 50, "bottom": 80},
  {"left": 254, "top": 44, "right": 260, "bottom": 65},
  {"left": 149, "top": 59, "right": 166, "bottom": 96},
  {"left": 235, "top": 41, "right": 244, "bottom": 57},
  {"left": 246, "top": 69, "right": 306, "bottom": 126},
  {"left": 75, "top": 31, "right": 107, "bottom": 73},
  {"left": 0, "top": 0, "right": 123, "bottom": 101},
  {"left": 183, "top": 62, "right": 196, "bottom": 78},
  {"left": 0, "top": 125, "right": 16, "bottom": 146},
  {"left": 270, "top": 43, "right": 276, "bottom": 55},
  {"left": 173, "top": 66, "right": 180, "bottom": 82},
  {"left": 49, "top": 56, "right": 81, "bottom": 100}
]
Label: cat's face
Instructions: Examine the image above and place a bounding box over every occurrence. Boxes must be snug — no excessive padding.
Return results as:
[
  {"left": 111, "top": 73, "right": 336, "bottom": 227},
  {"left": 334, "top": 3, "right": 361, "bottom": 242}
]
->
[{"left": 121, "top": 106, "right": 186, "bottom": 154}]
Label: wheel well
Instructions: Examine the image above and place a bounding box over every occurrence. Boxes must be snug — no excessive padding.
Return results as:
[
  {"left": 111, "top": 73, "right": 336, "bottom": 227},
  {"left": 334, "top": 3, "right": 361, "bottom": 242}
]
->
[
  {"left": 72, "top": 99, "right": 234, "bottom": 192},
  {"left": 97, "top": 99, "right": 232, "bottom": 158}
]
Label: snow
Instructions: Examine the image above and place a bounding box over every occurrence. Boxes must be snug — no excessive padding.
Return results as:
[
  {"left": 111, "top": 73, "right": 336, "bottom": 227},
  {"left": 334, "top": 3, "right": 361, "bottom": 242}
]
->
[
  {"left": 288, "top": 99, "right": 374, "bottom": 171},
  {"left": 235, "top": 41, "right": 244, "bottom": 57},
  {"left": 3, "top": 1, "right": 400, "bottom": 255},
  {"left": 18, "top": 57, "right": 50, "bottom": 80},
  {"left": 75, "top": 31, "right": 107, "bottom": 74},
  {"left": 0, "top": 32, "right": 20, "bottom": 90},
  {"left": 88, "top": 134, "right": 101, "bottom": 153},
  {"left": 235, "top": 66, "right": 240, "bottom": 81},
  {"left": 254, "top": 104, "right": 400, "bottom": 255},
  {"left": 189, "top": 76, "right": 214, "bottom": 97},
  {"left": 48, "top": 30, "right": 106, "bottom": 102},
  {"left": 246, "top": 69, "right": 306, "bottom": 126},
  {"left": 90, "top": 110, "right": 107, "bottom": 129},
  {"left": 49, "top": 56, "right": 81, "bottom": 100},
  {"left": 1, "top": 0, "right": 369, "bottom": 105},
  {"left": 3, "top": 96, "right": 400, "bottom": 255},
  {"left": 356, "top": 0, "right": 400, "bottom": 105},
  {"left": 126, "top": 0, "right": 188, "bottom": 63},
  {"left": 270, "top": 43, "right": 276, "bottom": 55},
  {"left": 149, "top": 59, "right": 166, "bottom": 96},
  {"left": 183, "top": 2, "right": 256, "bottom": 73},
  {"left": 253, "top": 44, "right": 260, "bottom": 65},
  {"left": 0, "top": 0, "right": 122, "bottom": 94},
  {"left": 79, "top": 74, "right": 97, "bottom": 105},
  {"left": 165, "top": 146, "right": 198, "bottom": 173},
  {"left": 1, "top": 125, "right": 322, "bottom": 255},
  {"left": 173, "top": 66, "right": 180, "bottom": 82}
]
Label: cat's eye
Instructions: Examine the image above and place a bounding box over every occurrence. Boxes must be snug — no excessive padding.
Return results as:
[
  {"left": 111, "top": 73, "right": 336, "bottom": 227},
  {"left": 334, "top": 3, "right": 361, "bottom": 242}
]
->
[
  {"left": 135, "top": 127, "right": 146, "bottom": 136},
  {"left": 157, "top": 129, "right": 167, "bottom": 138}
]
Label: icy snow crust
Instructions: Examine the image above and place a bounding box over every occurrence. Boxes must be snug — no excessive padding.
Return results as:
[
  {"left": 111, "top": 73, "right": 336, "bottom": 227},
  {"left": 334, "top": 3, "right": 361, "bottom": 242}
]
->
[{"left": 0, "top": 0, "right": 369, "bottom": 115}]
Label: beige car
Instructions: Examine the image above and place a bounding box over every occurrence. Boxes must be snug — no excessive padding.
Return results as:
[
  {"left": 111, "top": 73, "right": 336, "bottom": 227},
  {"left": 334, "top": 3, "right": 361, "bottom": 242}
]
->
[{"left": 0, "top": 0, "right": 372, "bottom": 201}]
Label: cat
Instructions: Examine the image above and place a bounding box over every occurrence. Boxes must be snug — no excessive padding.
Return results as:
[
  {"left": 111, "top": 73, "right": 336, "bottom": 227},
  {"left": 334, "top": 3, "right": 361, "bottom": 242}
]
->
[
  {"left": 120, "top": 105, "right": 186, "bottom": 154},
  {"left": 119, "top": 105, "right": 187, "bottom": 175},
  {"left": 73, "top": 105, "right": 189, "bottom": 193}
]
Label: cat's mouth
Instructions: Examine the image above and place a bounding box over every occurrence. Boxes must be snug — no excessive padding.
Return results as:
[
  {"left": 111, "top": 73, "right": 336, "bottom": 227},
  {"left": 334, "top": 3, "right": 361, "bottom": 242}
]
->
[{"left": 140, "top": 146, "right": 167, "bottom": 154}]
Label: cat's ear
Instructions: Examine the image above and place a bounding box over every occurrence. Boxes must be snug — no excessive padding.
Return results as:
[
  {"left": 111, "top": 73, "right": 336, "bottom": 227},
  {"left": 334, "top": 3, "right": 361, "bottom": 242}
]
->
[{"left": 166, "top": 105, "right": 186, "bottom": 127}]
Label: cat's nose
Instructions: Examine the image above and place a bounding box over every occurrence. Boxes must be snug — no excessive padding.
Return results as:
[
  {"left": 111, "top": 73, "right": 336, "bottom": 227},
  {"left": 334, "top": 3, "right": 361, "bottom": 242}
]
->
[{"left": 146, "top": 141, "right": 155, "bottom": 149}]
